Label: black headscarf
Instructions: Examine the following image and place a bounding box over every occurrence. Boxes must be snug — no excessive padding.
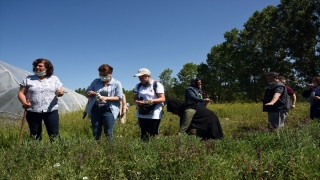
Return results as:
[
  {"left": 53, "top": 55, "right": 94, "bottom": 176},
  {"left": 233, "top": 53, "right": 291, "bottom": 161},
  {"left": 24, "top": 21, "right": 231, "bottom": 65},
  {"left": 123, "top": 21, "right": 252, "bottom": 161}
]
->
[
  {"left": 167, "top": 98, "right": 223, "bottom": 139},
  {"left": 167, "top": 98, "right": 182, "bottom": 113},
  {"left": 167, "top": 98, "right": 197, "bottom": 116}
]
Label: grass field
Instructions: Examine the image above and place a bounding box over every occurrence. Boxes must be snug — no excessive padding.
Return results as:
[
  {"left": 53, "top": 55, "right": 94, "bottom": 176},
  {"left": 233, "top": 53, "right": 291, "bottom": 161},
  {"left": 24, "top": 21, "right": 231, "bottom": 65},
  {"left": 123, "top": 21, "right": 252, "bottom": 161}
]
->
[{"left": 0, "top": 102, "right": 319, "bottom": 179}]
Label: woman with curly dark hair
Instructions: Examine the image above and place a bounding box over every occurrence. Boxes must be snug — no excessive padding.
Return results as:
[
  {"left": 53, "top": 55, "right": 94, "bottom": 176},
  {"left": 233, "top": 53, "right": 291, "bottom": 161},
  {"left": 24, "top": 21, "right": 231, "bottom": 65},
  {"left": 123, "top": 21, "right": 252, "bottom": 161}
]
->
[{"left": 18, "top": 58, "right": 64, "bottom": 141}]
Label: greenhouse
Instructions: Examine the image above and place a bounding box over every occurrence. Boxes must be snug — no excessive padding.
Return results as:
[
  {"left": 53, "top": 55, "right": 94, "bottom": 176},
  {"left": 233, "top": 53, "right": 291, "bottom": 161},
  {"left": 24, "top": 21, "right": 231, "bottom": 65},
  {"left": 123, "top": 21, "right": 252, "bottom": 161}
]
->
[{"left": 0, "top": 60, "right": 87, "bottom": 119}]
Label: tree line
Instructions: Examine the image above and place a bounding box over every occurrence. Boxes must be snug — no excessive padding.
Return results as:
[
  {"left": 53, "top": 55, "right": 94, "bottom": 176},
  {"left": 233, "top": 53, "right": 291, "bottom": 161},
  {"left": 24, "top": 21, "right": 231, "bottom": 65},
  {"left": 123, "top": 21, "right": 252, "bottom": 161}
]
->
[{"left": 76, "top": 0, "right": 320, "bottom": 105}]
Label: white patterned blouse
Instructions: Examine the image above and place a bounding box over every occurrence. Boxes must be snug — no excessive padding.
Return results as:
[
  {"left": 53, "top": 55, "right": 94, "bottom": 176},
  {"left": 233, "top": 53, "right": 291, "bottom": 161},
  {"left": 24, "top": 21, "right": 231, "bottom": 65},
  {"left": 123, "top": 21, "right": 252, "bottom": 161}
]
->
[{"left": 20, "top": 75, "right": 63, "bottom": 112}]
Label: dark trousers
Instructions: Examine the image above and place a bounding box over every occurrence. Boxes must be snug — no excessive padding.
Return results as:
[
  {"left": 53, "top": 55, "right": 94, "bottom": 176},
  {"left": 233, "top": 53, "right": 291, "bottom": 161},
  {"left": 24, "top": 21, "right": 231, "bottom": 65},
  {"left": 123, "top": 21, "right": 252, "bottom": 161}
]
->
[
  {"left": 138, "top": 118, "right": 161, "bottom": 141},
  {"left": 26, "top": 110, "right": 59, "bottom": 141}
]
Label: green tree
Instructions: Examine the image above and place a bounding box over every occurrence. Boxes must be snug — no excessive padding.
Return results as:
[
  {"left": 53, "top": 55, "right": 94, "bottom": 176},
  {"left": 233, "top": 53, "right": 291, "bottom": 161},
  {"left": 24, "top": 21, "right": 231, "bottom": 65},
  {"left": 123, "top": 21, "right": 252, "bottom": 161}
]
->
[
  {"left": 204, "top": 42, "right": 238, "bottom": 103},
  {"left": 234, "top": 5, "right": 292, "bottom": 102},
  {"left": 193, "top": 0, "right": 319, "bottom": 102},
  {"left": 159, "top": 68, "right": 176, "bottom": 100},
  {"left": 175, "top": 63, "right": 198, "bottom": 101},
  {"left": 277, "top": 0, "right": 320, "bottom": 81},
  {"left": 123, "top": 88, "right": 134, "bottom": 106},
  {"left": 75, "top": 87, "right": 86, "bottom": 96}
]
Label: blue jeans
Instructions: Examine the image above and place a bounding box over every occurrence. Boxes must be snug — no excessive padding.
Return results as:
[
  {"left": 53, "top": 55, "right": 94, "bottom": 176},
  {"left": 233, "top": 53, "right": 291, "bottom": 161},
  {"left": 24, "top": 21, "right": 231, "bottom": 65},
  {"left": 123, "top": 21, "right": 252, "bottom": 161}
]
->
[
  {"left": 91, "top": 104, "right": 115, "bottom": 140},
  {"left": 26, "top": 110, "right": 59, "bottom": 141}
]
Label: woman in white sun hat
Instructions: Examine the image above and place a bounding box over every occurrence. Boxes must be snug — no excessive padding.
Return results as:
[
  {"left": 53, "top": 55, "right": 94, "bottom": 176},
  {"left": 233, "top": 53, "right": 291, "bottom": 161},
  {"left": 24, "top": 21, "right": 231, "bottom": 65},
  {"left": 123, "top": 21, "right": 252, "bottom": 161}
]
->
[{"left": 133, "top": 68, "right": 165, "bottom": 141}]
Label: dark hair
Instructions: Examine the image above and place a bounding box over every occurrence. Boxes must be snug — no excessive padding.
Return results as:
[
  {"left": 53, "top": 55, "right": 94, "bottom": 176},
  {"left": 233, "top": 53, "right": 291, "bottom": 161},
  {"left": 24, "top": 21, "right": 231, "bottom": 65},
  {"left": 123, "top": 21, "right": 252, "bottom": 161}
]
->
[
  {"left": 278, "top": 76, "right": 286, "bottom": 82},
  {"left": 311, "top": 76, "right": 320, "bottom": 84},
  {"left": 32, "top": 58, "right": 54, "bottom": 77},
  {"left": 98, "top": 64, "right": 113, "bottom": 74},
  {"left": 266, "top": 72, "right": 279, "bottom": 78},
  {"left": 190, "top": 77, "right": 200, "bottom": 88}
]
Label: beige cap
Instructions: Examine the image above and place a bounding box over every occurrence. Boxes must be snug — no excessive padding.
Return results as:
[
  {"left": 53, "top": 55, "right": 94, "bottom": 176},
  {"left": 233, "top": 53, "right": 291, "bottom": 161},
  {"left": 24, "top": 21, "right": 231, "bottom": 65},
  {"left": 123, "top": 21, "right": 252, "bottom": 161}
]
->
[{"left": 134, "top": 68, "right": 151, "bottom": 77}]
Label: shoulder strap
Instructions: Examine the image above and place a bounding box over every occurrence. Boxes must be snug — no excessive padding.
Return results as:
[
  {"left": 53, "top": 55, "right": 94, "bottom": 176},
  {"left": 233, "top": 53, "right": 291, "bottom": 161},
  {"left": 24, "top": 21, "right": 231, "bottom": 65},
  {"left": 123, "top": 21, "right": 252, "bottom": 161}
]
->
[
  {"left": 153, "top": 81, "right": 164, "bottom": 108},
  {"left": 153, "top": 81, "right": 158, "bottom": 97},
  {"left": 137, "top": 83, "right": 143, "bottom": 92}
]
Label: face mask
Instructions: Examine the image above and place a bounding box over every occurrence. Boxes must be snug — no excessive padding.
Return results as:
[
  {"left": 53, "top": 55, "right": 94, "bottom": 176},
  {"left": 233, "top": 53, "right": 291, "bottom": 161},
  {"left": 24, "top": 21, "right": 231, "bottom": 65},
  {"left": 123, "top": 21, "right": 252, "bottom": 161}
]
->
[
  {"left": 100, "top": 76, "right": 111, "bottom": 81},
  {"left": 34, "top": 71, "right": 46, "bottom": 77},
  {"left": 312, "top": 82, "right": 318, "bottom": 87},
  {"left": 269, "top": 82, "right": 276, "bottom": 86}
]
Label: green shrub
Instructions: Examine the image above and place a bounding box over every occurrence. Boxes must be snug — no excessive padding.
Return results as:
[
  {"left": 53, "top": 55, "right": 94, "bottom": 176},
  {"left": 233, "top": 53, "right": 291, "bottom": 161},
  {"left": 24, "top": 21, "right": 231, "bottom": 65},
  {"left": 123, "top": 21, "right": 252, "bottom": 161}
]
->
[{"left": 0, "top": 103, "right": 319, "bottom": 179}]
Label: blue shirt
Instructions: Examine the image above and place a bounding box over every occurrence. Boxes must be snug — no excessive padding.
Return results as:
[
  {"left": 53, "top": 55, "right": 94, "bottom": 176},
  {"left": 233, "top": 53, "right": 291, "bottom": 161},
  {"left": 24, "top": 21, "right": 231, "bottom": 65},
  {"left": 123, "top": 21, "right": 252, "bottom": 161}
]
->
[
  {"left": 184, "top": 86, "right": 204, "bottom": 104},
  {"left": 86, "top": 78, "right": 123, "bottom": 119}
]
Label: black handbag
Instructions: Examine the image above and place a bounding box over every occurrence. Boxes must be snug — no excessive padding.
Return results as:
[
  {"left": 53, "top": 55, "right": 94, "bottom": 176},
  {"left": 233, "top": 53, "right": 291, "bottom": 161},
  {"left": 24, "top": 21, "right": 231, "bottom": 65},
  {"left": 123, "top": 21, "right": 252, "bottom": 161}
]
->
[{"left": 138, "top": 104, "right": 157, "bottom": 115}]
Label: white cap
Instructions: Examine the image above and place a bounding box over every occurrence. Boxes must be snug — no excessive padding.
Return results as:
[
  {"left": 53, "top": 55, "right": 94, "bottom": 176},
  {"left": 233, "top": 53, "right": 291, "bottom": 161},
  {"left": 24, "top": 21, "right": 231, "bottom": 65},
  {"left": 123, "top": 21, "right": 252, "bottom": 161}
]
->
[{"left": 134, "top": 68, "right": 151, "bottom": 77}]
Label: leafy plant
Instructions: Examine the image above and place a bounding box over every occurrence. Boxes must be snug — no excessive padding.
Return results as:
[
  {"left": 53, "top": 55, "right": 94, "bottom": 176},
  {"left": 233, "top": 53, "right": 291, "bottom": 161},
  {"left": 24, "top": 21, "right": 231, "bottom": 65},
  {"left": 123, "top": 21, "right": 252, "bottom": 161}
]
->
[{"left": 0, "top": 103, "right": 319, "bottom": 179}]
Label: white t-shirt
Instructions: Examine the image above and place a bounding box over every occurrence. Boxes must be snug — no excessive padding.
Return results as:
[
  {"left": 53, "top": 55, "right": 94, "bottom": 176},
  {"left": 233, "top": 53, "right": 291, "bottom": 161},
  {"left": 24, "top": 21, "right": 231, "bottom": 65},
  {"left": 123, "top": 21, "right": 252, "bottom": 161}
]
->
[{"left": 134, "top": 80, "right": 164, "bottom": 119}]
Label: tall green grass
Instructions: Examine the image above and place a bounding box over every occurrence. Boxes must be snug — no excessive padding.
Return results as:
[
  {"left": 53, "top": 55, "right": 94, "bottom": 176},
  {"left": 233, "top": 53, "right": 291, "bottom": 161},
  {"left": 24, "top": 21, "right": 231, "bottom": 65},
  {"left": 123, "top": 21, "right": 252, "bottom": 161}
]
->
[{"left": 0, "top": 102, "right": 319, "bottom": 179}]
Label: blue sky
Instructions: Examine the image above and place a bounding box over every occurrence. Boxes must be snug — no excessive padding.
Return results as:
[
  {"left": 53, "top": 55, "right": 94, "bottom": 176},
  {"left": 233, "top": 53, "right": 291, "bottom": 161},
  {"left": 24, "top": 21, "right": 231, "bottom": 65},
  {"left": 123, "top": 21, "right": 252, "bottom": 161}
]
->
[{"left": 0, "top": 0, "right": 280, "bottom": 91}]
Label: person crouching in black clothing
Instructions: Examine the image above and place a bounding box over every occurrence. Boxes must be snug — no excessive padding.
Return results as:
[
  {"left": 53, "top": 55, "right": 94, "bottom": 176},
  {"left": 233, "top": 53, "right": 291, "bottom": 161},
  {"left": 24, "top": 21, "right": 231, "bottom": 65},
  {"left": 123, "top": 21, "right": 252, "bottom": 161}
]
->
[{"left": 166, "top": 98, "right": 223, "bottom": 140}]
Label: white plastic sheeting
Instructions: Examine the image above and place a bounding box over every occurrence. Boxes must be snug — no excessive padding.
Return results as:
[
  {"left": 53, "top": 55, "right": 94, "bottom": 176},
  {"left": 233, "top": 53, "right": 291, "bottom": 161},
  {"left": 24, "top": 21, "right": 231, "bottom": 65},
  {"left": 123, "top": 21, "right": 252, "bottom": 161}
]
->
[{"left": 0, "top": 60, "right": 88, "bottom": 119}]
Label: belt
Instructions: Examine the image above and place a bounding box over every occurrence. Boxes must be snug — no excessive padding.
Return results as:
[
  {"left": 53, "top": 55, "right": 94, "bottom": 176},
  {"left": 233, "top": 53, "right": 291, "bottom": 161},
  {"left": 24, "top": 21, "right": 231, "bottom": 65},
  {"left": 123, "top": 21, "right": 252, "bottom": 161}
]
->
[
  {"left": 94, "top": 101, "right": 108, "bottom": 105},
  {"left": 93, "top": 102, "right": 111, "bottom": 109}
]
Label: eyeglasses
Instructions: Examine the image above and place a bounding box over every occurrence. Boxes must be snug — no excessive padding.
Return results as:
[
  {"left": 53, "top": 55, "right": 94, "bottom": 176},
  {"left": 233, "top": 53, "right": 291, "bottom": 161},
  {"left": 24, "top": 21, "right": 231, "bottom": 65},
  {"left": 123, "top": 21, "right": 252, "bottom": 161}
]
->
[{"left": 138, "top": 75, "right": 148, "bottom": 78}]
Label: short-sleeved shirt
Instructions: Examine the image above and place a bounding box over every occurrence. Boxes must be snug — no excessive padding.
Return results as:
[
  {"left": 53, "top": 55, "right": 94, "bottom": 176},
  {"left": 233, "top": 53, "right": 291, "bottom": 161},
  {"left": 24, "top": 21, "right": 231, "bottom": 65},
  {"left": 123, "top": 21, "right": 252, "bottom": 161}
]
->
[
  {"left": 20, "top": 75, "right": 63, "bottom": 112},
  {"left": 286, "top": 86, "right": 295, "bottom": 96},
  {"left": 274, "top": 86, "right": 285, "bottom": 95},
  {"left": 134, "top": 80, "right": 164, "bottom": 119}
]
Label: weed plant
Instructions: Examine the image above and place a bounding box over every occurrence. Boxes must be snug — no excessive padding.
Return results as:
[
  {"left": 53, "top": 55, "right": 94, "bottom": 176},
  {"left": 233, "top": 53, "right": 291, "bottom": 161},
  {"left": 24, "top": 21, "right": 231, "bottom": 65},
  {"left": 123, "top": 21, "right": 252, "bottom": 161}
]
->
[{"left": 0, "top": 102, "right": 319, "bottom": 179}]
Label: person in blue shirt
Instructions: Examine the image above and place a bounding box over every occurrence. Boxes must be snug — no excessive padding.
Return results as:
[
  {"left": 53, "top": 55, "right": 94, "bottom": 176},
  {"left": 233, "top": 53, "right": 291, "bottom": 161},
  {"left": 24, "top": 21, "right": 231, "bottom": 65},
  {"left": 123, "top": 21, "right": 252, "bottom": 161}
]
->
[
  {"left": 86, "top": 64, "right": 123, "bottom": 141},
  {"left": 185, "top": 77, "right": 211, "bottom": 106}
]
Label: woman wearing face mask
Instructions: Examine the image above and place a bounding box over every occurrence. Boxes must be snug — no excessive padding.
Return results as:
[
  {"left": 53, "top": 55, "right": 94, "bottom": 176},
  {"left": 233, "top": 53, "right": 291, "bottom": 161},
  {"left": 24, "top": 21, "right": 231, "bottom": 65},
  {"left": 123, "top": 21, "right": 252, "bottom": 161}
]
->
[
  {"left": 302, "top": 76, "right": 320, "bottom": 122},
  {"left": 86, "top": 64, "right": 123, "bottom": 141},
  {"left": 133, "top": 68, "right": 165, "bottom": 141},
  {"left": 18, "top": 58, "right": 64, "bottom": 141}
]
